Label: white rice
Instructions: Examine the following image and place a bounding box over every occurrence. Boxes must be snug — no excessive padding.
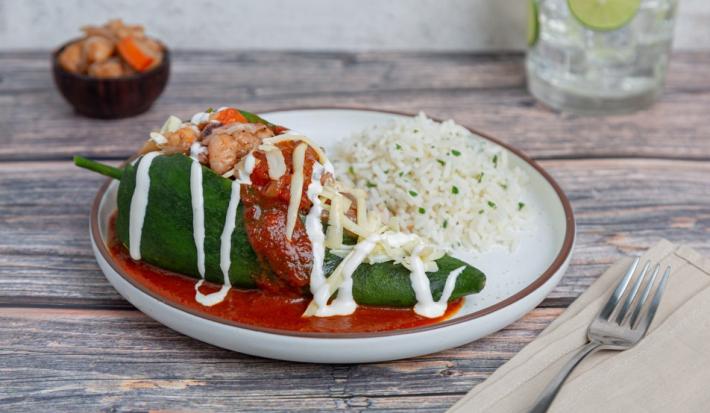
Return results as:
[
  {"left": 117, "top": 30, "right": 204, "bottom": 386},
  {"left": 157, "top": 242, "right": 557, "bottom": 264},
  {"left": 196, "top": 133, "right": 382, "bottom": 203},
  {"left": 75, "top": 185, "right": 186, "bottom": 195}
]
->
[{"left": 332, "top": 113, "right": 529, "bottom": 252}]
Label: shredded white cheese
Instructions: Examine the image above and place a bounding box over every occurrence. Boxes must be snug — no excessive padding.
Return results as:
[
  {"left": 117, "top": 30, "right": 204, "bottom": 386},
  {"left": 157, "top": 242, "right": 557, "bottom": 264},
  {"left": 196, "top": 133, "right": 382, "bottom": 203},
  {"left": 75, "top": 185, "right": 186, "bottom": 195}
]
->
[
  {"left": 262, "top": 134, "right": 328, "bottom": 164},
  {"left": 324, "top": 192, "right": 344, "bottom": 249},
  {"left": 306, "top": 163, "right": 327, "bottom": 293},
  {"left": 264, "top": 147, "right": 287, "bottom": 180},
  {"left": 149, "top": 132, "right": 167, "bottom": 145},
  {"left": 285, "top": 143, "right": 307, "bottom": 240},
  {"left": 190, "top": 111, "right": 212, "bottom": 125}
]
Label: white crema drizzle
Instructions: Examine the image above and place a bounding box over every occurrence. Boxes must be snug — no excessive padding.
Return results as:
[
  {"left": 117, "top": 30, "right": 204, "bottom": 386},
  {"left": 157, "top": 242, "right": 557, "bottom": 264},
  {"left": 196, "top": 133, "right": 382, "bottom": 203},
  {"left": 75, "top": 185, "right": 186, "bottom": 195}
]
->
[
  {"left": 236, "top": 152, "right": 256, "bottom": 184},
  {"left": 312, "top": 233, "right": 381, "bottom": 317},
  {"left": 306, "top": 162, "right": 326, "bottom": 293},
  {"left": 193, "top": 145, "right": 256, "bottom": 307},
  {"left": 189, "top": 149, "right": 214, "bottom": 305},
  {"left": 190, "top": 159, "right": 206, "bottom": 278},
  {"left": 409, "top": 243, "right": 465, "bottom": 318},
  {"left": 128, "top": 151, "right": 160, "bottom": 260},
  {"left": 194, "top": 179, "right": 240, "bottom": 307}
]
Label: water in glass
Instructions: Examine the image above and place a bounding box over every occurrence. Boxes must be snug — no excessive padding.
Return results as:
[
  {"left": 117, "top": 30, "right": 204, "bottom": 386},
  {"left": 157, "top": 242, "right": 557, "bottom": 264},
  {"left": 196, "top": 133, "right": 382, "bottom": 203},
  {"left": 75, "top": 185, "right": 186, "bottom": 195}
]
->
[{"left": 526, "top": 0, "right": 679, "bottom": 114}]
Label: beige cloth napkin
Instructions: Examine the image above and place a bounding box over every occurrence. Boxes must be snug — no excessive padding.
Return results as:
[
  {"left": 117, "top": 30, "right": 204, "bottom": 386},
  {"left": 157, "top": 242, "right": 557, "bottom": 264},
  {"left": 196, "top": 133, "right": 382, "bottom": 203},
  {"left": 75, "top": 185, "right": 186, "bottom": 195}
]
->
[{"left": 449, "top": 240, "right": 710, "bottom": 413}]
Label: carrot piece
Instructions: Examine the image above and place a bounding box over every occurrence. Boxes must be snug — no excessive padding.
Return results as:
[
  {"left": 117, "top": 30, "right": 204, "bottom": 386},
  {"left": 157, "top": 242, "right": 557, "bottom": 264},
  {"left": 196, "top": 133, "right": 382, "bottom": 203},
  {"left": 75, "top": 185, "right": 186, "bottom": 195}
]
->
[
  {"left": 117, "top": 36, "right": 154, "bottom": 72},
  {"left": 212, "top": 108, "right": 248, "bottom": 125}
]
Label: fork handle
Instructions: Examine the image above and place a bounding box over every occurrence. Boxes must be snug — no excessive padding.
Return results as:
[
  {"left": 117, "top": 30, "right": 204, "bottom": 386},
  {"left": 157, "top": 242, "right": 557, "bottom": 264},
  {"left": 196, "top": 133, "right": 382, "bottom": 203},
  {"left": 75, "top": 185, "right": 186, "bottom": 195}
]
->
[{"left": 528, "top": 341, "right": 603, "bottom": 413}]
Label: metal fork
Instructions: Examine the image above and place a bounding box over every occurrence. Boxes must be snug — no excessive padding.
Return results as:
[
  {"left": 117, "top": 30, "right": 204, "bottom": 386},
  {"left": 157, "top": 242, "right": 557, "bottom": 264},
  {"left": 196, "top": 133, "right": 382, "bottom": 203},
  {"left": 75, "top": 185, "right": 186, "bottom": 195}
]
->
[{"left": 529, "top": 257, "right": 671, "bottom": 413}]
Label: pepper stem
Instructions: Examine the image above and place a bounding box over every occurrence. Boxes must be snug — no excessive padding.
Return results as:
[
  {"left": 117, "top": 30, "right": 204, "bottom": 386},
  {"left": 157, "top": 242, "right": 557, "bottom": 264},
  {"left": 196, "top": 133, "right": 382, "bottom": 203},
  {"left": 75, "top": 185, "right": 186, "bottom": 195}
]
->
[{"left": 73, "top": 156, "right": 123, "bottom": 180}]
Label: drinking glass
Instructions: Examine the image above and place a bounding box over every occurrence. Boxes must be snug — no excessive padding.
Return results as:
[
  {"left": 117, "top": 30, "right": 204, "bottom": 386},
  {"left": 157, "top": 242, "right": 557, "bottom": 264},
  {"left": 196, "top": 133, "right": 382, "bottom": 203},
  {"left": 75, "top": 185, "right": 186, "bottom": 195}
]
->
[{"left": 526, "top": 0, "right": 679, "bottom": 115}]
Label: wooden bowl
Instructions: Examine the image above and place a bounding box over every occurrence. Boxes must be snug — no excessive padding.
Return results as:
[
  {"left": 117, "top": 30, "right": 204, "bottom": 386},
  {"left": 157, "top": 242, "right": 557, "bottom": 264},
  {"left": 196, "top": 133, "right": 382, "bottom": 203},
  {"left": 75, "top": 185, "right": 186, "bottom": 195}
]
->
[{"left": 52, "top": 40, "right": 170, "bottom": 119}]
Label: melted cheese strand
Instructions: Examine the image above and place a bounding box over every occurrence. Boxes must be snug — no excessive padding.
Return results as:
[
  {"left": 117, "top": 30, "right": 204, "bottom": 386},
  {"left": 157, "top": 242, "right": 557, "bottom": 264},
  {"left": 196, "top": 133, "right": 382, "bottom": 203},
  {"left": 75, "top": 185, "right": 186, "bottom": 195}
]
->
[
  {"left": 128, "top": 151, "right": 160, "bottom": 260},
  {"left": 236, "top": 152, "right": 256, "bottom": 184},
  {"left": 262, "top": 134, "right": 328, "bottom": 164},
  {"left": 319, "top": 187, "right": 339, "bottom": 200},
  {"left": 323, "top": 160, "right": 335, "bottom": 177},
  {"left": 306, "top": 163, "right": 326, "bottom": 293},
  {"left": 306, "top": 233, "right": 381, "bottom": 317},
  {"left": 285, "top": 143, "right": 307, "bottom": 240},
  {"left": 355, "top": 190, "right": 367, "bottom": 227},
  {"left": 265, "top": 148, "right": 287, "bottom": 180},
  {"left": 324, "top": 192, "right": 344, "bottom": 249},
  {"left": 190, "top": 159, "right": 206, "bottom": 277},
  {"left": 341, "top": 215, "right": 373, "bottom": 238}
]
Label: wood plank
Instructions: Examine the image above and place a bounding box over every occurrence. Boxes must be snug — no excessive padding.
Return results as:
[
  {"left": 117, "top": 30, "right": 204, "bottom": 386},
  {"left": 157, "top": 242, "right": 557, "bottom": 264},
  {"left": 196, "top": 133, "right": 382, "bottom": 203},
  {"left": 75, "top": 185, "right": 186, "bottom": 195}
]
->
[
  {"left": 0, "top": 306, "right": 560, "bottom": 412},
  {"left": 0, "top": 158, "right": 708, "bottom": 307},
  {"left": 1, "top": 51, "right": 709, "bottom": 161}
]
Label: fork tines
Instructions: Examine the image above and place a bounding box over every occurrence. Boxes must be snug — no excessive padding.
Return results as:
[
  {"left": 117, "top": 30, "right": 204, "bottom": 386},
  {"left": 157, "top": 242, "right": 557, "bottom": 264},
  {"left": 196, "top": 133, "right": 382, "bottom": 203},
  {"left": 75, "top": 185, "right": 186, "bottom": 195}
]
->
[{"left": 599, "top": 257, "right": 671, "bottom": 331}]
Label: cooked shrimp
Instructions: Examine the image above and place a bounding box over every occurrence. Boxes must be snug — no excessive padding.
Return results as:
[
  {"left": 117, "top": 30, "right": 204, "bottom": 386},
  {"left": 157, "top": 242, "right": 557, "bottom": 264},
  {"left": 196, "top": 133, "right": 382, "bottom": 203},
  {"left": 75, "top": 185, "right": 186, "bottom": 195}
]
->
[
  {"left": 88, "top": 57, "right": 123, "bottom": 78},
  {"left": 208, "top": 134, "right": 241, "bottom": 175},
  {"left": 81, "top": 25, "right": 116, "bottom": 42},
  {"left": 64, "top": 19, "right": 162, "bottom": 77},
  {"left": 121, "top": 61, "right": 137, "bottom": 76},
  {"left": 138, "top": 140, "right": 160, "bottom": 155},
  {"left": 207, "top": 124, "right": 275, "bottom": 174},
  {"left": 233, "top": 130, "right": 268, "bottom": 158},
  {"left": 252, "top": 124, "right": 277, "bottom": 139},
  {"left": 138, "top": 126, "right": 198, "bottom": 155},
  {"left": 204, "top": 122, "right": 275, "bottom": 140},
  {"left": 108, "top": 19, "right": 145, "bottom": 39},
  {"left": 84, "top": 36, "right": 114, "bottom": 64},
  {"left": 162, "top": 127, "right": 198, "bottom": 155},
  {"left": 58, "top": 42, "right": 85, "bottom": 73}
]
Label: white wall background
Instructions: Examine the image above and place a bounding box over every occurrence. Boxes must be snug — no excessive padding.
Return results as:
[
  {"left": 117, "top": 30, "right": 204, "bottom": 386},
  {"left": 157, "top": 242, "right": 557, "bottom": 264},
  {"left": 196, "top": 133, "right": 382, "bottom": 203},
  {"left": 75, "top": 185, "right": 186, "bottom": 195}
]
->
[{"left": 1, "top": 0, "right": 707, "bottom": 51}]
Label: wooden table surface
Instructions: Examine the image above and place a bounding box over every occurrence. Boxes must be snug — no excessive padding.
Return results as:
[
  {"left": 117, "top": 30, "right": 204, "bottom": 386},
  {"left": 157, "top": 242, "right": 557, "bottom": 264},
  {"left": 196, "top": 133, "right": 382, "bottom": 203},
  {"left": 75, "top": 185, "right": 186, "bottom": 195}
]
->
[{"left": 1, "top": 51, "right": 709, "bottom": 412}]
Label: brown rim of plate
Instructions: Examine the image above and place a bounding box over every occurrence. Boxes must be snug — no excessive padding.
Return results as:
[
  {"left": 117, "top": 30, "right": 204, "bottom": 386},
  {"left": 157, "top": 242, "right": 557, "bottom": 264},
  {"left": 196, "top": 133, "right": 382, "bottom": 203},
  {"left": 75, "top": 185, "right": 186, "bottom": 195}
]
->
[{"left": 90, "top": 106, "right": 576, "bottom": 339}]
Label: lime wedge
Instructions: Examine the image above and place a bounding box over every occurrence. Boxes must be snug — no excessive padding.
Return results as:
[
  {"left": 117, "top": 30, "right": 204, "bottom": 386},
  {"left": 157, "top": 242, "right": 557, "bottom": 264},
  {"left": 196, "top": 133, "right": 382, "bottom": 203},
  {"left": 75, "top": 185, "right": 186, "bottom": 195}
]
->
[
  {"left": 528, "top": 0, "right": 539, "bottom": 46},
  {"left": 567, "top": 0, "right": 641, "bottom": 31}
]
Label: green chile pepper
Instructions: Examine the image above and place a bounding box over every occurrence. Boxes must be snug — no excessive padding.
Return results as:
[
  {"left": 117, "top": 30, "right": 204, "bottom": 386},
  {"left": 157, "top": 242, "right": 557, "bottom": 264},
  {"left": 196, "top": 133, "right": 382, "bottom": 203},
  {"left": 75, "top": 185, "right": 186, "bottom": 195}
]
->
[{"left": 75, "top": 151, "right": 485, "bottom": 307}]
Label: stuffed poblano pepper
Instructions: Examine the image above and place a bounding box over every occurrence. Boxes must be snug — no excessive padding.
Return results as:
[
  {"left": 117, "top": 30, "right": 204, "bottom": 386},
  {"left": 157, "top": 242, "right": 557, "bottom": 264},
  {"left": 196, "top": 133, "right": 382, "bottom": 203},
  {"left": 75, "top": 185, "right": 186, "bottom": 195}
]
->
[{"left": 75, "top": 107, "right": 485, "bottom": 318}]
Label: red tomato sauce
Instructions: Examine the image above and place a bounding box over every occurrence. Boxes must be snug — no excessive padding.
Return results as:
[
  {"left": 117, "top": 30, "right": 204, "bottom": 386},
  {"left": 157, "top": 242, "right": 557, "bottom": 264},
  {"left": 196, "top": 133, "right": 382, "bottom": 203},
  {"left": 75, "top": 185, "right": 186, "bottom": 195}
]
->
[
  {"left": 107, "top": 216, "right": 462, "bottom": 333},
  {"left": 240, "top": 141, "right": 319, "bottom": 293}
]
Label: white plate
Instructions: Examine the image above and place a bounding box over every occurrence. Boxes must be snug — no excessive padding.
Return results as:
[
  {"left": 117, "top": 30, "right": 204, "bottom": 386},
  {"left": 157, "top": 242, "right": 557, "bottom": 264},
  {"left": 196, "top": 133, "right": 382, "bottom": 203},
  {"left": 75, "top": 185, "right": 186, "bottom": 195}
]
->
[{"left": 90, "top": 108, "right": 575, "bottom": 363}]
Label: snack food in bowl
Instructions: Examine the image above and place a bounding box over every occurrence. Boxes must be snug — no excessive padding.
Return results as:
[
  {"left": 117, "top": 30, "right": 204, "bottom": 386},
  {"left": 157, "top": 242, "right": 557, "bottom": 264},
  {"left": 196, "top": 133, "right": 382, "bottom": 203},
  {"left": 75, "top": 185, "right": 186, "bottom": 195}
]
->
[
  {"left": 58, "top": 19, "right": 164, "bottom": 78},
  {"left": 53, "top": 19, "right": 169, "bottom": 118}
]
